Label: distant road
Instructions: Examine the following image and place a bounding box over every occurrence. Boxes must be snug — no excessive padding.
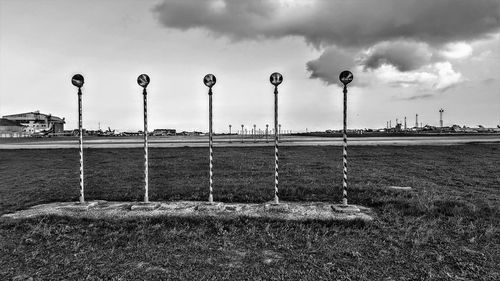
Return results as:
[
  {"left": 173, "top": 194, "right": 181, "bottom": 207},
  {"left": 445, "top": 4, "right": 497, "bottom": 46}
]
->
[{"left": 1, "top": 135, "right": 499, "bottom": 149}]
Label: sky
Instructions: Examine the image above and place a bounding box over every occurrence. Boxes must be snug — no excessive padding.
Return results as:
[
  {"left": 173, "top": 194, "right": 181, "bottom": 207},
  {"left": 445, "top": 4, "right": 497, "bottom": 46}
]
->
[{"left": 1, "top": 0, "right": 499, "bottom": 132}]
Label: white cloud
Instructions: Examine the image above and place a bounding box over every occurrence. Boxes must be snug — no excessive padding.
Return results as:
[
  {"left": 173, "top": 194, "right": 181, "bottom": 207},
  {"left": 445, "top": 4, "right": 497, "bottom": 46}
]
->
[
  {"left": 440, "top": 42, "right": 473, "bottom": 59},
  {"left": 360, "top": 40, "right": 434, "bottom": 71},
  {"left": 371, "top": 62, "right": 462, "bottom": 91},
  {"left": 433, "top": 62, "right": 463, "bottom": 90},
  {"left": 373, "top": 65, "right": 437, "bottom": 87}
]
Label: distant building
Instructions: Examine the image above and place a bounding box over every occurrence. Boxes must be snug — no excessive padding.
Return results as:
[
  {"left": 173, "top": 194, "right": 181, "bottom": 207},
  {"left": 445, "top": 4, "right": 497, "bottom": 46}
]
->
[
  {"left": 153, "top": 129, "right": 176, "bottom": 136},
  {"left": 2, "top": 111, "right": 65, "bottom": 135},
  {"left": 0, "top": 118, "right": 27, "bottom": 137},
  {"left": 180, "top": 131, "right": 202, "bottom": 136}
]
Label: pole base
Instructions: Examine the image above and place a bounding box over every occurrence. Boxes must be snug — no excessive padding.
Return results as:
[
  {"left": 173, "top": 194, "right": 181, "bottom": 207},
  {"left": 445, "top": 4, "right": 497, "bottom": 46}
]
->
[{"left": 331, "top": 204, "right": 361, "bottom": 213}]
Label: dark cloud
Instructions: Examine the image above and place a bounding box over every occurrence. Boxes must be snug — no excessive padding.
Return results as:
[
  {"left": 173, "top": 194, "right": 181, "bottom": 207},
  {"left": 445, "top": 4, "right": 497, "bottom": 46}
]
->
[
  {"left": 154, "top": 0, "right": 500, "bottom": 48},
  {"left": 153, "top": 0, "right": 500, "bottom": 87},
  {"left": 306, "top": 46, "right": 357, "bottom": 85},
  {"left": 360, "top": 41, "right": 433, "bottom": 72}
]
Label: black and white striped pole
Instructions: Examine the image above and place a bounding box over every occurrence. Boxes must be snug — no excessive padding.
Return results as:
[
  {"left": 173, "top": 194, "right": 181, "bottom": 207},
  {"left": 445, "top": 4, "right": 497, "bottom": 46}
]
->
[
  {"left": 270, "top": 72, "right": 283, "bottom": 204},
  {"left": 137, "top": 74, "right": 150, "bottom": 203},
  {"left": 204, "top": 74, "right": 216, "bottom": 203},
  {"left": 339, "top": 70, "right": 353, "bottom": 206},
  {"left": 71, "top": 74, "right": 85, "bottom": 203}
]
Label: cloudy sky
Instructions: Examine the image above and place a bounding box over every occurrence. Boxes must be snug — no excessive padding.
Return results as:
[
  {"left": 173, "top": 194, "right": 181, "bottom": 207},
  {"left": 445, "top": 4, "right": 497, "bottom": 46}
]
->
[{"left": 1, "top": 0, "right": 499, "bottom": 132}]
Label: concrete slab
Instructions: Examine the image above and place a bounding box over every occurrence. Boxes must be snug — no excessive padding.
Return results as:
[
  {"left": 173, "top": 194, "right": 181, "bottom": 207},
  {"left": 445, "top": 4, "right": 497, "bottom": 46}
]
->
[
  {"left": 1, "top": 201, "right": 374, "bottom": 222},
  {"left": 387, "top": 186, "right": 413, "bottom": 190},
  {"left": 194, "top": 202, "right": 223, "bottom": 211},
  {"left": 130, "top": 202, "right": 160, "bottom": 211},
  {"left": 59, "top": 201, "right": 99, "bottom": 212},
  {"left": 223, "top": 204, "right": 243, "bottom": 212},
  {"left": 331, "top": 204, "right": 361, "bottom": 213},
  {"left": 264, "top": 202, "right": 290, "bottom": 213}
]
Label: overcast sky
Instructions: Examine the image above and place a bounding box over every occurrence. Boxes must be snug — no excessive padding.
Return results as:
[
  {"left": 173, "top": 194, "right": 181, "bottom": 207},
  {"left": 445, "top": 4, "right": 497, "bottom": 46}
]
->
[{"left": 1, "top": 0, "right": 499, "bottom": 132}]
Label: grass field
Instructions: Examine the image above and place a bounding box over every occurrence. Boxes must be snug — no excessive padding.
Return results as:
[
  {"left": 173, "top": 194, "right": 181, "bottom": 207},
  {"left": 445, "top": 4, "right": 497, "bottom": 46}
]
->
[{"left": 1, "top": 145, "right": 499, "bottom": 280}]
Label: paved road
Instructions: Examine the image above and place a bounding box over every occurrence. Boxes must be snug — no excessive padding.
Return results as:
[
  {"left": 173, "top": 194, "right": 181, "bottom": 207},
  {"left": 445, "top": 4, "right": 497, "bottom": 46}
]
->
[{"left": 1, "top": 135, "right": 499, "bottom": 149}]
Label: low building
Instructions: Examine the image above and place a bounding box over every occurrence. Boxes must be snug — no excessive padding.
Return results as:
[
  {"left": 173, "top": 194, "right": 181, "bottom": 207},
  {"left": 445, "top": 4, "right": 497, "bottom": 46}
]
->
[
  {"left": 2, "top": 111, "right": 65, "bottom": 135},
  {"left": 153, "top": 129, "right": 176, "bottom": 136},
  {"left": 0, "top": 118, "right": 27, "bottom": 137}
]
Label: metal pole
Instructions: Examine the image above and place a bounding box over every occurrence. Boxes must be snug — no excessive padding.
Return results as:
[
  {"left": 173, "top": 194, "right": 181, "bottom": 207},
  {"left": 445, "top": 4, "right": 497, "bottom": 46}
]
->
[
  {"left": 229, "top": 124, "right": 232, "bottom": 143},
  {"left": 143, "top": 88, "right": 149, "bottom": 203},
  {"left": 266, "top": 124, "right": 269, "bottom": 143},
  {"left": 278, "top": 124, "right": 281, "bottom": 142},
  {"left": 342, "top": 85, "right": 348, "bottom": 206},
  {"left": 203, "top": 74, "right": 216, "bottom": 203},
  {"left": 208, "top": 89, "right": 213, "bottom": 203},
  {"left": 439, "top": 108, "right": 444, "bottom": 128},
  {"left": 274, "top": 86, "right": 279, "bottom": 204},
  {"left": 253, "top": 124, "right": 256, "bottom": 143},
  {"left": 78, "top": 88, "right": 84, "bottom": 203},
  {"left": 241, "top": 125, "right": 244, "bottom": 143}
]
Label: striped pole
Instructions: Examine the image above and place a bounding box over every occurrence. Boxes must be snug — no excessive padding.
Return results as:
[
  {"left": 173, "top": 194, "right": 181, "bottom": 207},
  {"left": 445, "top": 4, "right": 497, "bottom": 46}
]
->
[
  {"left": 71, "top": 74, "right": 85, "bottom": 204},
  {"left": 143, "top": 88, "right": 149, "bottom": 203},
  {"left": 342, "top": 85, "right": 348, "bottom": 206},
  {"left": 339, "top": 70, "right": 353, "bottom": 207},
  {"left": 137, "top": 74, "right": 150, "bottom": 203},
  {"left": 78, "top": 88, "right": 84, "bottom": 203},
  {"left": 208, "top": 90, "right": 213, "bottom": 202},
  {"left": 270, "top": 72, "right": 283, "bottom": 204},
  {"left": 274, "top": 86, "right": 279, "bottom": 204},
  {"left": 204, "top": 74, "right": 216, "bottom": 203}
]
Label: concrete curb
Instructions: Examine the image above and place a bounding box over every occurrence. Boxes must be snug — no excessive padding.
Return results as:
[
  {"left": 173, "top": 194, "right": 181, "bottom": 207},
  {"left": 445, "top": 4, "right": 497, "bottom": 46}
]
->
[{"left": 1, "top": 201, "right": 374, "bottom": 222}]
